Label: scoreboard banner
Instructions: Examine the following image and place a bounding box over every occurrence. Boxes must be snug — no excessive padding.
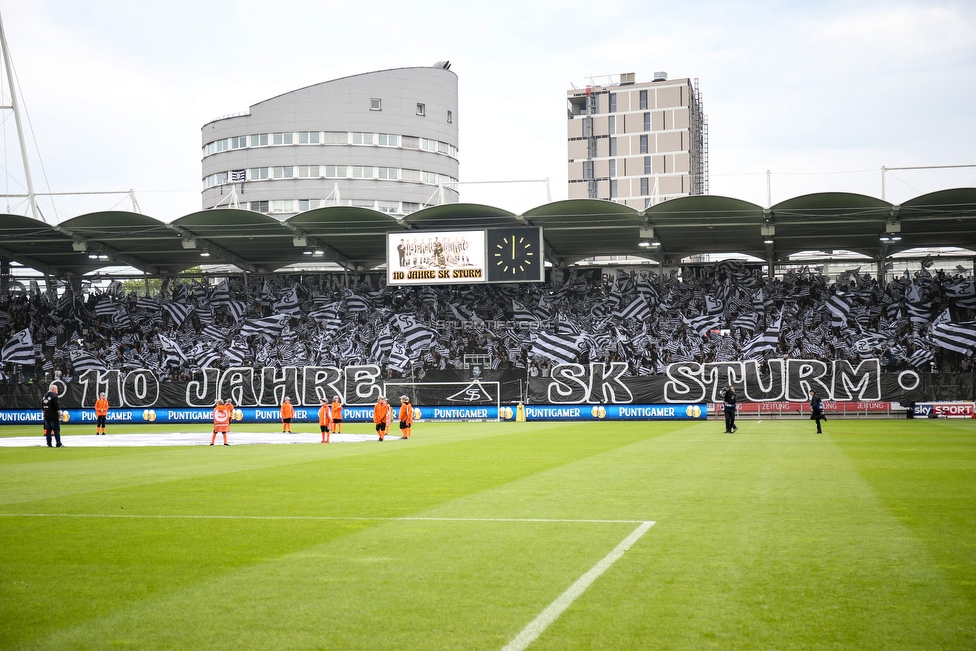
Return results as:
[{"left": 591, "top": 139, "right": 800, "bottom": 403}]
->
[
  {"left": 388, "top": 230, "right": 486, "bottom": 285},
  {"left": 387, "top": 227, "right": 544, "bottom": 285}
]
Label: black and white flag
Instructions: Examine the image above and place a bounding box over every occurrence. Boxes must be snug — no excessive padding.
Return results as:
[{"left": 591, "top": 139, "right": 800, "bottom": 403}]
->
[
  {"left": 1, "top": 328, "right": 34, "bottom": 365},
  {"left": 825, "top": 294, "right": 852, "bottom": 327},
  {"left": 931, "top": 318, "right": 976, "bottom": 354},
  {"left": 163, "top": 302, "right": 193, "bottom": 327},
  {"left": 743, "top": 311, "right": 782, "bottom": 357},
  {"left": 240, "top": 315, "right": 289, "bottom": 341},
  {"left": 69, "top": 349, "right": 107, "bottom": 373},
  {"left": 531, "top": 331, "right": 584, "bottom": 365}
]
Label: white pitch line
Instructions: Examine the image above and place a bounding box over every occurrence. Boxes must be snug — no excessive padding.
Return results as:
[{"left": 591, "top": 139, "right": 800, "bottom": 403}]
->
[
  {"left": 500, "top": 520, "right": 655, "bottom": 651},
  {"left": 0, "top": 513, "right": 645, "bottom": 524}
]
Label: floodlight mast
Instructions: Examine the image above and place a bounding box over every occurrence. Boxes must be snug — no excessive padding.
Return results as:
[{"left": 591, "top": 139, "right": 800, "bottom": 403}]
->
[{"left": 0, "top": 10, "right": 43, "bottom": 223}]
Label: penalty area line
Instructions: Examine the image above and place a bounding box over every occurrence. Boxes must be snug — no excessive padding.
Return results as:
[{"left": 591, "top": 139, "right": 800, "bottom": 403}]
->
[
  {"left": 0, "top": 513, "right": 645, "bottom": 524},
  {"left": 500, "top": 520, "right": 655, "bottom": 651}
]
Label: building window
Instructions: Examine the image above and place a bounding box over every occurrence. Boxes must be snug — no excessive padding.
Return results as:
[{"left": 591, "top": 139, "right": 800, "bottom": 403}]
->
[
  {"left": 644, "top": 112, "right": 651, "bottom": 131},
  {"left": 416, "top": 103, "right": 425, "bottom": 116},
  {"left": 641, "top": 177, "right": 649, "bottom": 195},
  {"left": 639, "top": 89, "right": 648, "bottom": 110},
  {"left": 351, "top": 166, "right": 373, "bottom": 178},
  {"left": 377, "top": 167, "right": 399, "bottom": 180},
  {"left": 273, "top": 132, "right": 294, "bottom": 145},
  {"left": 297, "top": 165, "right": 319, "bottom": 178},
  {"left": 378, "top": 133, "right": 398, "bottom": 147},
  {"left": 250, "top": 133, "right": 269, "bottom": 147},
  {"left": 610, "top": 179, "right": 618, "bottom": 199},
  {"left": 420, "top": 138, "right": 437, "bottom": 152},
  {"left": 608, "top": 115, "right": 615, "bottom": 135},
  {"left": 231, "top": 136, "right": 247, "bottom": 149},
  {"left": 583, "top": 161, "right": 594, "bottom": 180},
  {"left": 249, "top": 167, "right": 269, "bottom": 181},
  {"left": 250, "top": 200, "right": 269, "bottom": 212},
  {"left": 378, "top": 201, "right": 399, "bottom": 214},
  {"left": 447, "top": 110, "right": 452, "bottom": 123},
  {"left": 273, "top": 166, "right": 294, "bottom": 179},
  {"left": 640, "top": 134, "right": 648, "bottom": 154},
  {"left": 298, "top": 131, "right": 320, "bottom": 144},
  {"left": 370, "top": 98, "right": 382, "bottom": 111},
  {"left": 609, "top": 159, "right": 616, "bottom": 178},
  {"left": 325, "top": 165, "right": 347, "bottom": 178},
  {"left": 609, "top": 137, "right": 617, "bottom": 156},
  {"left": 272, "top": 200, "right": 294, "bottom": 213},
  {"left": 609, "top": 93, "right": 617, "bottom": 112},
  {"left": 352, "top": 132, "right": 374, "bottom": 145}
]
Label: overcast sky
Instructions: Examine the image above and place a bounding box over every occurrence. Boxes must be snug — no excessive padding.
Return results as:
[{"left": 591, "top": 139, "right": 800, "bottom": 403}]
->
[{"left": 0, "top": 0, "right": 973, "bottom": 223}]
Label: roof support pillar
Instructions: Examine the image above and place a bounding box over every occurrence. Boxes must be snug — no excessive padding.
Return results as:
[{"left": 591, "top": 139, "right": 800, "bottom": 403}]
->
[{"left": 0, "top": 256, "right": 8, "bottom": 295}]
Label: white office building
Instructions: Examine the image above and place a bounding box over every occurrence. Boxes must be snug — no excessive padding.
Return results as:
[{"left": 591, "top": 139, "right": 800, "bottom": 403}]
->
[
  {"left": 202, "top": 64, "right": 459, "bottom": 216},
  {"left": 567, "top": 72, "right": 706, "bottom": 208}
]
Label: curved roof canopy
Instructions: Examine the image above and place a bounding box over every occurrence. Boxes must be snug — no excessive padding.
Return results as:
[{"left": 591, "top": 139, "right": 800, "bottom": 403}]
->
[{"left": 0, "top": 189, "right": 974, "bottom": 276}]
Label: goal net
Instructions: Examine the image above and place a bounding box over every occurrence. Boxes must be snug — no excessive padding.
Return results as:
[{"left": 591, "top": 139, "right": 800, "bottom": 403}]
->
[{"left": 383, "top": 381, "right": 501, "bottom": 420}]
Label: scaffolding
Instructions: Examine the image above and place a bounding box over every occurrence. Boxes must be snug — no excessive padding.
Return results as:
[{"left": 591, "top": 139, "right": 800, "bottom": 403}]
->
[
  {"left": 585, "top": 89, "right": 598, "bottom": 199},
  {"left": 691, "top": 78, "right": 708, "bottom": 196}
]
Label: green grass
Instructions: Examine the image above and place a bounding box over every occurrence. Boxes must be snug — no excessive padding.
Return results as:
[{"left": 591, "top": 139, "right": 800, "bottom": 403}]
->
[{"left": 1, "top": 419, "right": 974, "bottom": 650}]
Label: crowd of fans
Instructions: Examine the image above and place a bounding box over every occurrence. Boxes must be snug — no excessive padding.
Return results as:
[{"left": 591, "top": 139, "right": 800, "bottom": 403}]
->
[{"left": 1, "top": 258, "right": 974, "bottom": 385}]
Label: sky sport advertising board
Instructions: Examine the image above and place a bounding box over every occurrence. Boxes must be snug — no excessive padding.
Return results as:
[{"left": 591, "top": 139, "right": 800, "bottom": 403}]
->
[{"left": 387, "top": 230, "right": 486, "bottom": 285}]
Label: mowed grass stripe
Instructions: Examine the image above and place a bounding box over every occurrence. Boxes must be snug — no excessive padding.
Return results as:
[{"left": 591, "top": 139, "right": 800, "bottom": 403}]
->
[
  {"left": 0, "top": 514, "right": 645, "bottom": 523},
  {"left": 0, "top": 421, "right": 670, "bottom": 510},
  {"left": 0, "top": 422, "right": 674, "bottom": 649},
  {"left": 524, "top": 420, "right": 976, "bottom": 650},
  {"left": 15, "top": 517, "right": 642, "bottom": 651}
]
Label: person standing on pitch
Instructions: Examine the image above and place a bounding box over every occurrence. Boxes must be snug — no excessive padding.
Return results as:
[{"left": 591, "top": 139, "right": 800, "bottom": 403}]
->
[
  {"left": 330, "top": 395, "right": 343, "bottom": 435},
  {"left": 95, "top": 392, "right": 109, "bottom": 435},
  {"left": 373, "top": 396, "right": 390, "bottom": 441},
  {"left": 398, "top": 395, "right": 413, "bottom": 439},
  {"left": 318, "top": 398, "right": 332, "bottom": 443},
  {"left": 810, "top": 390, "right": 826, "bottom": 434},
  {"left": 723, "top": 384, "right": 738, "bottom": 433},
  {"left": 280, "top": 396, "right": 294, "bottom": 433},
  {"left": 211, "top": 399, "right": 232, "bottom": 446},
  {"left": 42, "top": 383, "right": 63, "bottom": 448}
]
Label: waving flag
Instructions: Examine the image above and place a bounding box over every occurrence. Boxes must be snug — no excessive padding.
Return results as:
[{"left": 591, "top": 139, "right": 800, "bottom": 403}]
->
[{"left": 1, "top": 328, "right": 34, "bottom": 365}]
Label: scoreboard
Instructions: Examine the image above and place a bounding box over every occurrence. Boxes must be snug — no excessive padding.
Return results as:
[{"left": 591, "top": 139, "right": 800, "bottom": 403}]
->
[{"left": 387, "top": 227, "right": 544, "bottom": 285}]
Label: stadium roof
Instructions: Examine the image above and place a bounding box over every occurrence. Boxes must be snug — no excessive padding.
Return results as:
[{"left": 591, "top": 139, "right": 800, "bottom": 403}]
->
[{"left": 1, "top": 188, "right": 974, "bottom": 276}]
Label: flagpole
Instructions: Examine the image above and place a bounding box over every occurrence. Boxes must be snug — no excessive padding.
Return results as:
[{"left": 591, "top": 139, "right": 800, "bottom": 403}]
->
[{"left": 0, "top": 10, "right": 43, "bottom": 222}]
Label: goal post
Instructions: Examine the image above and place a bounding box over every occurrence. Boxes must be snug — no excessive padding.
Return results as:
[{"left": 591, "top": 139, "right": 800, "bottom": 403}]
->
[{"left": 382, "top": 380, "right": 502, "bottom": 421}]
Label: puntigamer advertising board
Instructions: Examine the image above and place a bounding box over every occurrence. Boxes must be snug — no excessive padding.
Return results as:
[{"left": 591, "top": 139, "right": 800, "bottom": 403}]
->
[{"left": 387, "top": 228, "right": 544, "bottom": 285}]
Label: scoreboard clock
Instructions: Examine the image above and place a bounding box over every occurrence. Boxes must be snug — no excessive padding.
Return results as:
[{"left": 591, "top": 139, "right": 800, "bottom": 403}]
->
[{"left": 486, "top": 228, "right": 544, "bottom": 282}]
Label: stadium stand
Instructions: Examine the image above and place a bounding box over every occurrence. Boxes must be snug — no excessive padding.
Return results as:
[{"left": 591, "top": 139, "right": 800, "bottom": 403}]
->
[{"left": 2, "top": 258, "right": 975, "bottom": 385}]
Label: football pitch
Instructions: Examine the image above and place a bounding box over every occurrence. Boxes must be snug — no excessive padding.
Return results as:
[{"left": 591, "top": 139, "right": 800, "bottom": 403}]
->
[{"left": 1, "top": 419, "right": 974, "bottom": 650}]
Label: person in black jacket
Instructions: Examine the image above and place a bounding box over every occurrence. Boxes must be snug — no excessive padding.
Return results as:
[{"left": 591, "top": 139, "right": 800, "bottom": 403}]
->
[
  {"left": 810, "top": 390, "right": 825, "bottom": 434},
  {"left": 42, "top": 384, "right": 63, "bottom": 448},
  {"left": 722, "top": 385, "right": 738, "bottom": 433}
]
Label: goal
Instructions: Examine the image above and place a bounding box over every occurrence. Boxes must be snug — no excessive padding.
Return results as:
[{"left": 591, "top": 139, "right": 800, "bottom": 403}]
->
[{"left": 383, "top": 380, "right": 501, "bottom": 420}]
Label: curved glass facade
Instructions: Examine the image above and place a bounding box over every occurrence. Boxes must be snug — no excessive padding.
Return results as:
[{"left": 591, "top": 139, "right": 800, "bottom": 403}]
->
[{"left": 201, "top": 66, "right": 459, "bottom": 216}]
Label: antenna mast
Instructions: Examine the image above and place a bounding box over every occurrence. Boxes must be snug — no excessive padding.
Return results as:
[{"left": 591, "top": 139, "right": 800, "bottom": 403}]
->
[{"left": 0, "top": 10, "right": 43, "bottom": 222}]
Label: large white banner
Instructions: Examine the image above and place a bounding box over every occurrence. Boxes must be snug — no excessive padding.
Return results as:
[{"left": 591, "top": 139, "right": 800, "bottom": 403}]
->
[{"left": 387, "top": 230, "right": 486, "bottom": 285}]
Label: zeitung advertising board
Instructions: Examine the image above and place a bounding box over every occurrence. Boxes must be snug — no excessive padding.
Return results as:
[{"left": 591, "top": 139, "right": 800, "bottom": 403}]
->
[{"left": 387, "top": 230, "right": 486, "bottom": 285}]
